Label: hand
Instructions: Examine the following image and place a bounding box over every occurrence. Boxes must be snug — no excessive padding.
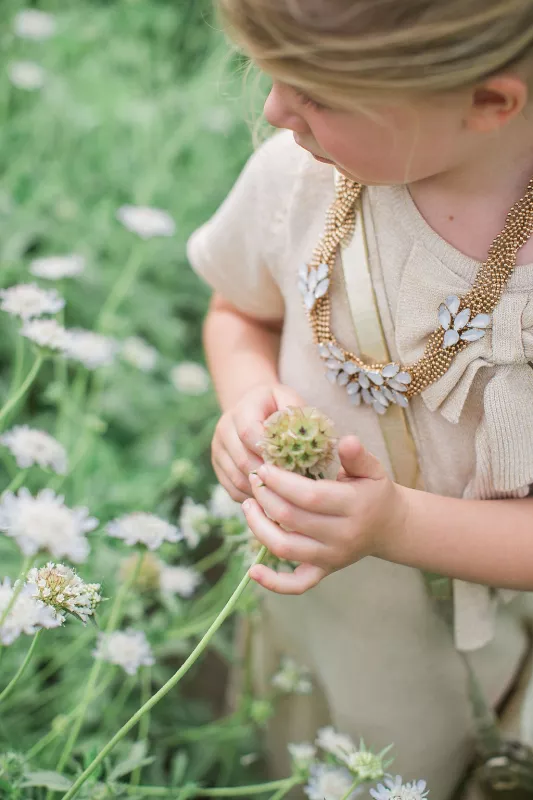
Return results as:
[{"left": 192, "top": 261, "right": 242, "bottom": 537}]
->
[
  {"left": 211, "top": 383, "right": 307, "bottom": 503},
  {"left": 242, "top": 435, "right": 408, "bottom": 594}
]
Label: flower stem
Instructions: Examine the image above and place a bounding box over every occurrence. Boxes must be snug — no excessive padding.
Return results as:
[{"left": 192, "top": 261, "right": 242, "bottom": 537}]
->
[
  {"left": 53, "top": 551, "right": 145, "bottom": 782},
  {"left": 4, "top": 469, "right": 28, "bottom": 494},
  {"left": 113, "top": 780, "right": 293, "bottom": 797},
  {"left": 340, "top": 778, "right": 364, "bottom": 800},
  {"left": 268, "top": 777, "right": 302, "bottom": 800},
  {"left": 60, "top": 548, "right": 267, "bottom": 800},
  {"left": 0, "top": 629, "right": 41, "bottom": 704},
  {"left": 97, "top": 250, "right": 144, "bottom": 333},
  {"left": 130, "top": 666, "right": 151, "bottom": 787},
  {"left": 0, "top": 354, "right": 43, "bottom": 431}
]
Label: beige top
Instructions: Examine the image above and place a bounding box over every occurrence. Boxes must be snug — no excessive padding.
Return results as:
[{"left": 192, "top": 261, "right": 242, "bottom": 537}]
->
[{"left": 187, "top": 130, "right": 533, "bottom": 795}]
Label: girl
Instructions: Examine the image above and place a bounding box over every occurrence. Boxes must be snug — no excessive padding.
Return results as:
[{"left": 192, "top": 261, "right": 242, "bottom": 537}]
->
[{"left": 187, "top": 0, "right": 533, "bottom": 795}]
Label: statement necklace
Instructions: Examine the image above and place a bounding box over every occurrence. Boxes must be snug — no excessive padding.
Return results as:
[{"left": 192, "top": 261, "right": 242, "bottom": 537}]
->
[{"left": 298, "top": 174, "right": 533, "bottom": 415}]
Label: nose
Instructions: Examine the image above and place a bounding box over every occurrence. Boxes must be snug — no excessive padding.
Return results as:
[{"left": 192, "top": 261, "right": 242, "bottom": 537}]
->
[{"left": 263, "top": 83, "right": 309, "bottom": 134}]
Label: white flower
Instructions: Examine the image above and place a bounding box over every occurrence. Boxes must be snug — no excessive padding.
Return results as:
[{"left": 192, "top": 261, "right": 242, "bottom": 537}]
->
[
  {"left": 288, "top": 742, "right": 317, "bottom": 771},
  {"left": 14, "top": 10, "right": 56, "bottom": 40},
  {"left": 93, "top": 629, "right": 154, "bottom": 675},
  {"left": 63, "top": 329, "right": 118, "bottom": 369},
  {"left": 178, "top": 498, "right": 210, "bottom": 548},
  {"left": 28, "top": 562, "right": 101, "bottom": 624},
  {"left": 0, "top": 488, "right": 98, "bottom": 563},
  {"left": 116, "top": 205, "right": 175, "bottom": 239},
  {"left": 272, "top": 657, "right": 313, "bottom": 695},
  {"left": 342, "top": 748, "right": 386, "bottom": 781},
  {"left": 8, "top": 61, "right": 46, "bottom": 90},
  {"left": 239, "top": 753, "right": 259, "bottom": 767},
  {"left": 0, "top": 578, "right": 62, "bottom": 645},
  {"left": 0, "top": 426, "right": 68, "bottom": 473},
  {"left": 438, "top": 295, "right": 491, "bottom": 349},
  {"left": 201, "top": 106, "right": 234, "bottom": 134},
  {"left": 170, "top": 362, "right": 210, "bottom": 395},
  {"left": 371, "top": 776, "right": 429, "bottom": 800},
  {"left": 209, "top": 484, "right": 245, "bottom": 520},
  {"left": 30, "top": 254, "right": 85, "bottom": 280},
  {"left": 121, "top": 336, "right": 158, "bottom": 372},
  {"left": 305, "top": 764, "right": 362, "bottom": 800},
  {"left": 107, "top": 512, "right": 182, "bottom": 551},
  {"left": 0, "top": 283, "right": 64, "bottom": 321},
  {"left": 21, "top": 318, "right": 69, "bottom": 352},
  {"left": 159, "top": 565, "right": 201, "bottom": 598},
  {"left": 316, "top": 727, "right": 357, "bottom": 761}
]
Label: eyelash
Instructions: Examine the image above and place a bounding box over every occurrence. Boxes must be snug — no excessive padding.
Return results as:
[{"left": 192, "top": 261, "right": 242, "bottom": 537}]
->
[{"left": 294, "top": 90, "right": 326, "bottom": 111}]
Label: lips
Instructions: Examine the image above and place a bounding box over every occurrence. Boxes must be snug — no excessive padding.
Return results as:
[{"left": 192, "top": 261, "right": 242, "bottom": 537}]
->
[{"left": 293, "top": 135, "right": 333, "bottom": 164}]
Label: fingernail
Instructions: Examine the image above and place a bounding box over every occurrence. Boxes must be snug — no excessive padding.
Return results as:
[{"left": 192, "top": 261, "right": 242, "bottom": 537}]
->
[
  {"left": 257, "top": 465, "right": 268, "bottom": 479},
  {"left": 249, "top": 473, "right": 260, "bottom": 486},
  {"left": 242, "top": 499, "right": 252, "bottom": 512}
]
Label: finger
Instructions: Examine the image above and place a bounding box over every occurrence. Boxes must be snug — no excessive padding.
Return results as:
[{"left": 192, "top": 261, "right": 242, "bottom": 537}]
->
[
  {"left": 249, "top": 562, "right": 327, "bottom": 595},
  {"left": 249, "top": 473, "right": 340, "bottom": 541},
  {"left": 235, "top": 400, "right": 277, "bottom": 456},
  {"left": 224, "top": 422, "right": 264, "bottom": 475},
  {"left": 338, "top": 436, "right": 386, "bottom": 482},
  {"left": 255, "top": 464, "right": 351, "bottom": 515},
  {"left": 242, "top": 498, "right": 328, "bottom": 565},
  {"left": 213, "top": 452, "right": 251, "bottom": 500}
]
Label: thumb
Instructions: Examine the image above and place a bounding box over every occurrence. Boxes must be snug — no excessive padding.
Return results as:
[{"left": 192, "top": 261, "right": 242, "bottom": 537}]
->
[
  {"left": 238, "top": 389, "right": 280, "bottom": 455},
  {"left": 337, "top": 436, "right": 386, "bottom": 481}
]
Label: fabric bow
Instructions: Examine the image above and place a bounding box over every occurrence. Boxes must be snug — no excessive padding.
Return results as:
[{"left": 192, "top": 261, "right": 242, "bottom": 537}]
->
[{"left": 395, "top": 242, "right": 533, "bottom": 651}]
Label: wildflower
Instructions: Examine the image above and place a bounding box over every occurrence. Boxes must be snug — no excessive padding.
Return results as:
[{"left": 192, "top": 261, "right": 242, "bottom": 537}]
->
[
  {"left": 305, "top": 764, "right": 362, "bottom": 800},
  {"left": 239, "top": 753, "right": 260, "bottom": 767},
  {"left": 116, "top": 205, "right": 175, "bottom": 239},
  {"left": 63, "top": 329, "right": 117, "bottom": 369},
  {"left": 342, "top": 746, "right": 386, "bottom": 782},
  {"left": 170, "top": 362, "right": 210, "bottom": 395},
  {"left": 288, "top": 742, "right": 317, "bottom": 772},
  {"left": 371, "top": 776, "right": 429, "bottom": 800},
  {"left": 0, "top": 488, "right": 98, "bottom": 563},
  {"left": 0, "top": 578, "right": 62, "bottom": 645},
  {"left": 0, "top": 283, "right": 64, "bottom": 321},
  {"left": 202, "top": 106, "right": 234, "bottom": 134},
  {"left": 107, "top": 512, "right": 181, "bottom": 551},
  {"left": 258, "top": 406, "right": 337, "bottom": 479},
  {"left": 21, "top": 318, "right": 69, "bottom": 353},
  {"left": 121, "top": 336, "right": 158, "bottom": 372},
  {"left": 316, "top": 727, "right": 357, "bottom": 761},
  {"left": 30, "top": 254, "right": 85, "bottom": 280},
  {"left": 0, "top": 426, "right": 67, "bottom": 473},
  {"left": 272, "top": 656, "right": 313, "bottom": 695},
  {"left": 28, "top": 563, "right": 101, "bottom": 624},
  {"left": 14, "top": 9, "right": 56, "bottom": 40},
  {"left": 209, "top": 484, "right": 245, "bottom": 520},
  {"left": 8, "top": 61, "right": 45, "bottom": 90},
  {"left": 119, "top": 552, "right": 162, "bottom": 592},
  {"left": 93, "top": 629, "right": 154, "bottom": 675},
  {"left": 178, "top": 498, "right": 210, "bottom": 548},
  {"left": 170, "top": 458, "right": 197, "bottom": 485},
  {"left": 159, "top": 565, "right": 201, "bottom": 598}
]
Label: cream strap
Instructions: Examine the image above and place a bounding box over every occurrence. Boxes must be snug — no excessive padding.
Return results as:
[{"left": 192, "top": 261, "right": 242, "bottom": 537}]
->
[{"left": 339, "top": 190, "right": 419, "bottom": 490}]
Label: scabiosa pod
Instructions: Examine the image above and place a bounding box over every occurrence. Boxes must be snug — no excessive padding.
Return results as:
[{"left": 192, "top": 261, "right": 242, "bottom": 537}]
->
[
  {"left": 257, "top": 406, "right": 337, "bottom": 479},
  {"left": 27, "top": 563, "right": 101, "bottom": 624},
  {"left": 272, "top": 656, "right": 313, "bottom": 695}
]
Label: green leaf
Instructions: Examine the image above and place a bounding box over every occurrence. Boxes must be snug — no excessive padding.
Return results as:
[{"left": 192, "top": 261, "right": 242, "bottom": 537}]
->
[
  {"left": 108, "top": 741, "right": 155, "bottom": 781},
  {"left": 22, "top": 770, "right": 72, "bottom": 790}
]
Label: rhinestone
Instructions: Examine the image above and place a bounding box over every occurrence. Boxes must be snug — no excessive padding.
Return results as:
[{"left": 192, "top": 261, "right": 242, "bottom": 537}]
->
[
  {"left": 392, "top": 391, "right": 409, "bottom": 408},
  {"left": 371, "top": 388, "right": 388, "bottom": 406},
  {"left": 318, "top": 344, "right": 330, "bottom": 358},
  {"left": 315, "top": 278, "right": 330, "bottom": 299},
  {"left": 337, "top": 371, "right": 349, "bottom": 386},
  {"left": 342, "top": 361, "right": 359, "bottom": 375},
  {"left": 374, "top": 401, "right": 387, "bottom": 415},
  {"left": 349, "top": 392, "right": 362, "bottom": 406},
  {"left": 298, "top": 278, "right": 307, "bottom": 296},
  {"left": 445, "top": 295, "right": 460, "bottom": 315},
  {"left": 307, "top": 268, "right": 318, "bottom": 293},
  {"left": 361, "top": 388, "right": 373, "bottom": 405},
  {"left": 381, "top": 363, "right": 400, "bottom": 378},
  {"left": 304, "top": 292, "right": 316, "bottom": 310},
  {"left": 368, "top": 372, "right": 384, "bottom": 386},
  {"left": 326, "top": 358, "right": 344, "bottom": 370},
  {"left": 317, "top": 262, "right": 329, "bottom": 281},
  {"left": 460, "top": 328, "right": 486, "bottom": 342},
  {"left": 438, "top": 304, "right": 452, "bottom": 330},
  {"left": 396, "top": 372, "right": 412, "bottom": 385},
  {"left": 298, "top": 264, "right": 308, "bottom": 281},
  {"left": 443, "top": 329, "right": 460, "bottom": 348},
  {"left": 388, "top": 379, "right": 407, "bottom": 392},
  {"left": 326, "top": 371, "right": 338, "bottom": 385},
  {"left": 454, "top": 308, "right": 471, "bottom": 331},
  {"left": 468, "top": 313, "right": 491, "bottom": 329},
  {"left": 358, "top": 373, "right": 370, "bottom": 389},
  {"left": 328, "top": 344, "right": 345, "bottom": 361},
  {"left": 382, "top": 386, "right": 395, "bottom": 402},
  {"left": 347, "top": 382, "right": 361, "bottom": 395}
]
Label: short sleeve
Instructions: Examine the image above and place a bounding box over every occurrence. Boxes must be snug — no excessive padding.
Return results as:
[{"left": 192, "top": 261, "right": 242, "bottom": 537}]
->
[{"left": 186, "top": 131, "right": 296, "bottom": 322}]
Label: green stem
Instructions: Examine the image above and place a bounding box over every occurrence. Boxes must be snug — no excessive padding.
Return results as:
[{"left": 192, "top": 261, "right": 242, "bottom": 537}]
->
[
  {"left": 112, "top": 778, "right": 293, "bottom": 797},
  {"left": 0, "top": 555, "right": 34, "bottom": 630},
  {"left": 97, "top": 250, "right": 144, "bottom": 333},
  {"left": 268, "top": 777, "right": 302, "bottom": 800},
  {"left": 4, "top": 469, "right": 28, "bottom": 494},
  {"left": 6, "top": 334, "right": 25, "bottom": 425},
  {"left": 130, "top": 666, "right": 151, "bottom": 787},
  {"left": 101, "top": 675, "right": 136, "bottom": 731},
  {"left": 0, "top": 354, "right": 43, "bottom": 430},
  {"left": 60, "top": 548, "right": 267, "bottom": 800},
  {"left": 53, "top": 552, "right": 145, "bottom": 780},
  {"left": 0, "top": 630, "right": 40, "bottom": 704},
  {"left": 194, "top": 543, "right": 231, "bottom": 573},
  {"left": 340, "top": 778, "right": 364, "bottom": 800}
]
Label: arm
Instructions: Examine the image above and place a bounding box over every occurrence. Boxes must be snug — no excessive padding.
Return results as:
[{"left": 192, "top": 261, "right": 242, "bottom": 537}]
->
[{"left": 381, "top": 487, "right": 533, "bottom": 591}]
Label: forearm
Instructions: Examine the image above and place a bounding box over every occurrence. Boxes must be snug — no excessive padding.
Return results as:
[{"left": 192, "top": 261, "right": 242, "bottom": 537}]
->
[
  {"left": 381, "top": 487, "right": 533, "bottom": 590},
  {"left": 203, "top": 294, "right": 282, "bottom": 411}
]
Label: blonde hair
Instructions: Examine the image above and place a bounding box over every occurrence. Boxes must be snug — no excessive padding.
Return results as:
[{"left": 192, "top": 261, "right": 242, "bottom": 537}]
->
[{"left": 216, "top": 0, "right": 533, "bottom": 107}]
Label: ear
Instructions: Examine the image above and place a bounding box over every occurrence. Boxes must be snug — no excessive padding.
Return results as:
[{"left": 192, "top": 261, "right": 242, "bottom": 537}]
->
[{"left": 465, "top": 74, "right": 529, "bottom": 133}]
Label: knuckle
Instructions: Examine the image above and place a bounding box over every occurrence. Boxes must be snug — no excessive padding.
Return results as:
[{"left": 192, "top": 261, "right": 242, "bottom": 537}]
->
[
  {"left": 274, "top": 538, "right": 293, "bottom": 562},
  {"left": 304, "top": 487, "right": 320, "bottom": 508},
  {"left": 275, "top": 503, "right": 293, "bottom": 527},
  {"left": 235, "top": 455, "right": 251, "bottom": 475},
  {"left": 233, "top": 473, "right": 250, "bottom": 494}
]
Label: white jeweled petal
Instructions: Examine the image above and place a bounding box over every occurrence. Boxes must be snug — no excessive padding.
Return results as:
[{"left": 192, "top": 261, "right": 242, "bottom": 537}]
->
[
  {"left": 438, "top": 304, "right": 452, "bottom": 330},
  {"left": 460, "top": 328, "right": 486, "bottom": 342},
  {"left": 349, "top": 392, "right": 362, "bottom": 406},
  {"left": 445, "top": 295, "right": 460, "bottom": 315},
  {"left": 326, "top": 359, "right": 344, "bottom": 370},
  {"left": 374, "top": 401, "right": 387, "bottom": 415},
  {"left": 328, "top": 344, "right": 345, "bottom": 362},
  {"left": 361, "top": 388, "right": 373, "bottom": 405},
  {"left": 371, "top": 388, "right": 388, "bottom": 406},
  {"left": 307, "top": 268, "right": 318, "bottom": 293},
  {"left": 392, "top": 391, "right": 409, "bottom": 408},
  {"left": 381, "top": 363, "right": 400, "bottom": 379},
  {"left": 337, "top": 372, "right": 349, "bottom": 387},
  {"left": 358, "top": 373, "right": 370, "bottom": 389},
  {"left": 298, "top": 278, "right": 308, "bottom": 296},
  {"left": 318, "top": 343, "right": 330, "bottom": 359},
  {"left": 314, "top": 278, "right": 330, "bottom": 299},
  {"left": 317, "top": 263, "right": 329, "bottom": 281},
  {"left": 453, "top": 307, "right": 471, "bottom": 331},
  {"left": 346, "top": 382, "right": 361, "bottom": 396},
  {"left": 305, "top": 292, "right": 316, "bottom": 311},
  {"left": 368, "top": 372, "right": 384, "bottom": 386},
  {"left": 326, "top": 370, "right": 339, "bottom": 385},
  {"left": 342, "top": 361, "right": 359, "bottom": 375},
  {"left": 468, "top": 313, "right": 491, "bottom": 329},
  {"left": 388, "top": 379, "right": 408, "bottom": 392},
  {"left": 298, "top": 264, "right": 308, "bottom": 282},
  {"left": 396, "top": 371, "right": 412, "bottom": 385},
  {"left": 443, "top": 328, "right": 460, "bottom": 348},
  {"left": 382, "top": 386, "right": 395, "bottom": 402}
]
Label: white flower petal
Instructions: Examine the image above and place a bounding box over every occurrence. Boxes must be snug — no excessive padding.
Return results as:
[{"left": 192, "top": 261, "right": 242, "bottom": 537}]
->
[
  {"left": 30, "top": 254, "right": 86, "bottom": 280},
  {"left": 116, "top": 205, "right": 175, "bottom": 239},
  {"left": 0, "top": 283, "right": 64, "bottom": 320},
  {"left": 93, "top": 629, "right": 154, "bottom": 675},
  {"left": 8, "top": 61, "right": 45, "bottom": 91},
  {"left": 107, "top": 512, "right": 181, "bottom": 551},
  {"left": 14, "top": 10, "right": 56, "bottom": 40},
  {"left": 170, "top": 362, "right": 210, "bottom": 395},
  {"left": 0, "top": 426, "right": 67, "bottom": 474}
]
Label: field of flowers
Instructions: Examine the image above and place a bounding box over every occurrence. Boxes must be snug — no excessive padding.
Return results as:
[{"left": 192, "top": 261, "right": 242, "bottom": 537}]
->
[{"left": 0, "top": 3, "right": 423, "bottom": 799}]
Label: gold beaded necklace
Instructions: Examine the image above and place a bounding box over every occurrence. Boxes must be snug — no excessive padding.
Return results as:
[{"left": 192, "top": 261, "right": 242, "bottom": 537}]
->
[{"left": 298, "top": 173, "right": 533, "bottom": 414}]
